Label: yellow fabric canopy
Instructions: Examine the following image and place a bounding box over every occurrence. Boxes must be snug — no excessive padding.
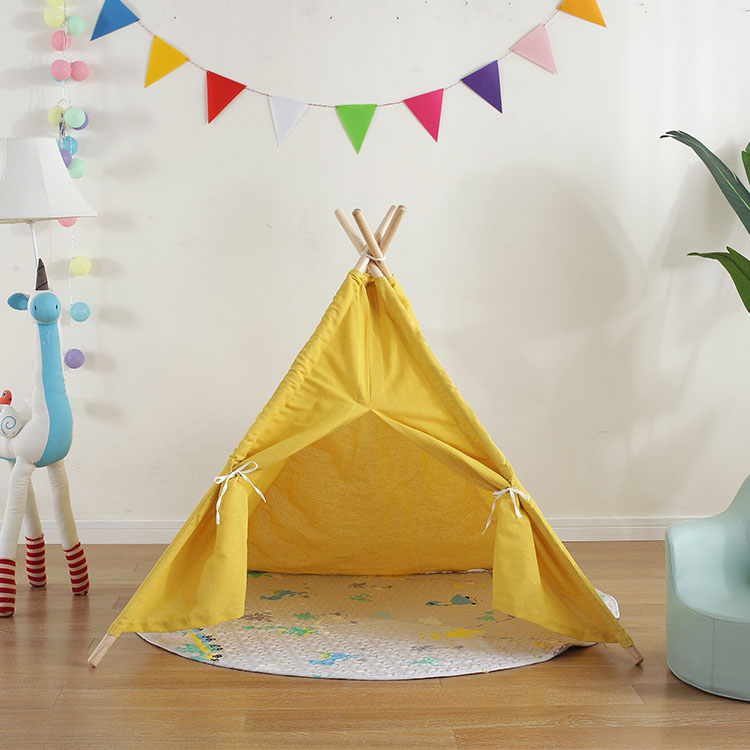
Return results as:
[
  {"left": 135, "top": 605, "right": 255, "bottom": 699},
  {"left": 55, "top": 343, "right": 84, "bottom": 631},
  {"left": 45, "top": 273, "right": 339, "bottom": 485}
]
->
[{"left": 106, "top": 271, "right": 632, "bottom": 648}]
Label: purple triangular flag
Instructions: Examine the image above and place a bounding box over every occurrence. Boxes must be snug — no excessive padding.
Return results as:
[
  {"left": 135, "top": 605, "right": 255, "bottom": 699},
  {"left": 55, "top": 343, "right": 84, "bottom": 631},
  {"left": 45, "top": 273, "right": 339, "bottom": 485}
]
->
[{"left": 461, "top": 60, "right": 502, "bottom": 113}]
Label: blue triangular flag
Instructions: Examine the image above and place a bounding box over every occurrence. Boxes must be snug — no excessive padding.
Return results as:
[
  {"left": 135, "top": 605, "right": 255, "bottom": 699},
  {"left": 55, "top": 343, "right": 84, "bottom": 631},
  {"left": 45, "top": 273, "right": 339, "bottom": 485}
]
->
[
  {"left": 91, "top": 0, "right": 139, "bottom": 41},
  {"left": 461, "top": 60, "right": 503, "bottom": 113}
]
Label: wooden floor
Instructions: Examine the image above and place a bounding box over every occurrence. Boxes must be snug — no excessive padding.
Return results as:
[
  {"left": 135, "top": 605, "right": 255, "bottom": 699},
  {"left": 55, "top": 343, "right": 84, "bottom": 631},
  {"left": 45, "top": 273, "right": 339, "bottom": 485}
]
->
[{"left": 2, "top": 541, "right": 749, "bottom": 750}]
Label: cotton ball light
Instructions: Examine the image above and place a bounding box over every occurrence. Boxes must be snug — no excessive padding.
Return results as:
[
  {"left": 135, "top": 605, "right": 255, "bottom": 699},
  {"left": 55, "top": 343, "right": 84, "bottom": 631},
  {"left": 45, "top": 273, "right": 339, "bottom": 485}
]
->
[
  {"left": 64, "top": 349, "right": 85, "bottom": 369},
  {"left": 63, "top": 106, "right": 85, "bottom": 128},
  {"left": 60, "top": 136, "right": 78, "bottom": 155},
  {"left": 70, "top": 302, "right": 90, "bottom": 322},
  {"left": 50, "top": 59, "right": 71, "bottom": 81},
  {"left": 65, "top": 15, "right": 85, "bottom": 35},
  {"left": 50, "top": 30, "right": 70, "bottom": 51},
  {"left": 44, "top": 7, "right": 65, "bottom": 26},
  {"left": 73, "top": 112, "right": 89, "bottom": 131},
  {"left": 68, "top": 158, "right": 86, "bottom": 179},
  {"left": 70, "top": 256, "right": 91, "bottom": 276},
  {"left": 58, "top": 217, "right": 77, "bottom": 228},
  {"left": 47, "top": 105, "right": 65, "bottom": 126},
  {"left": 59, "top": 147, "right": 72, "bottom": 167},
  {"left": 70, "top": 61, "right": 89, "bottom": 82}
]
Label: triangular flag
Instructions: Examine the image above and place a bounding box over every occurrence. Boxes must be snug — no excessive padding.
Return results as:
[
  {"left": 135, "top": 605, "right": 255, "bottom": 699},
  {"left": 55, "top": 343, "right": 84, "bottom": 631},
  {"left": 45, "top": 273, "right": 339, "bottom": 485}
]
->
[
  {"left": 90, "top": 0, "right": 139, "bottom": 41},
  {"left": 207, "top": 72, "right": 246, "bottom": 123},
  {"left": 268, "top": 97, "right": 309, "bottom": 145},
  {"left": 403, "top": 89, "right": 444, "bottom": 142},
  {"left": 558, "top": 0, "right": 606, "bottom": 27},
  {"left": 145, "top": 37, "right": 189, "bottom": 88},
  {"left": 461, "top": 61, "right": 502, "bottom": 113},
  {"left": 336, "top": 104, "right": 377, "bottom": 153},
  {"left": 511, "top": 25, "right": 557, "bottom": 74}
]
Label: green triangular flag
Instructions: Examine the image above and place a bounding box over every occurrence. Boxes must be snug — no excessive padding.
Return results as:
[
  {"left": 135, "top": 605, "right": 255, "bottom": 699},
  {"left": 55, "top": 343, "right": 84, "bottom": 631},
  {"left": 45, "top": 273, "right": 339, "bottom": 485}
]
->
[{"left": 336, "top": 104, "right": 377, "bottom": 153}]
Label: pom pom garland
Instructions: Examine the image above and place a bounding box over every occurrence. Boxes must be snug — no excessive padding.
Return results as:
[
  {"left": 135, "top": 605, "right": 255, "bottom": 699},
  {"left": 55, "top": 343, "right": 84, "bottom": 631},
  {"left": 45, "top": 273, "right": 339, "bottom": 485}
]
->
[
  {"left": 63, "top": 106, "right": 85, "bottom": 128},
  {"left": 44, "top": 7, "right": 65, "bottom": 27},
  {"left": 60, "top": 136, "right": 78, "bottom": 155},
  {"left": 50, "top": 59, "right": 71, "bottom": 81},
  {"left": 50, "top": 30, "right": 70, "bottom": 51},
  {"left": 47, "top": 105, "right": 65, "bottom": 126},
  {"left": 70, "top": 256, "right": 92, "bottom": 276},
  {"left": 59, "top": 147, "right": 72, "bottom": 167},
  {"left": 70, "top": 302, "right": 90, "bottom": 322},
  {"left": 67, "top": 158, "right": 87, "bottom": 179},
  {"left": 65, "top": 15, "right": 85, "bottom": 36},
  {"left": 70, "top": 61, "right": 89, "bottom": 82},
  {"left": 72, "top": 112, "right": 89, "bottom": 130},
  {"left": 64, "top": 349, "right": 85, "bottom": 369},
  {"left": 57, "top": 217, "right": 77, "bottom": 228}
]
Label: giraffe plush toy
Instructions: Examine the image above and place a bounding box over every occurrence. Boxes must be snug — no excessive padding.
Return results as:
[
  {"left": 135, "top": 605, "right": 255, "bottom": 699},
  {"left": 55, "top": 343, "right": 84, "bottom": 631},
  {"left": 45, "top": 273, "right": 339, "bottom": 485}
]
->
[{"left": 0, "top": 260, "right": 89, "bottom": 617}]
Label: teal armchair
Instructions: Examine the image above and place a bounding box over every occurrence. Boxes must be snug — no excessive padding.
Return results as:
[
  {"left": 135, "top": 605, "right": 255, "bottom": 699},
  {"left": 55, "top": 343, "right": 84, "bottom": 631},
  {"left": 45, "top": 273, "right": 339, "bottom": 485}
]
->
[{"left": 666, "top": 475, "right": 750, "bottom": 700}]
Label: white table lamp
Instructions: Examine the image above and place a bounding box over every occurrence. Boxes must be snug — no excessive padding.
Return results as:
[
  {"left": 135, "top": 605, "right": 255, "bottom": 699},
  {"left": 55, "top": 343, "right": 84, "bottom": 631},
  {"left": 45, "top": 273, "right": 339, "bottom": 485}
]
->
[{"left": 0, "top": 137, "right": 96, "bottom": 266}]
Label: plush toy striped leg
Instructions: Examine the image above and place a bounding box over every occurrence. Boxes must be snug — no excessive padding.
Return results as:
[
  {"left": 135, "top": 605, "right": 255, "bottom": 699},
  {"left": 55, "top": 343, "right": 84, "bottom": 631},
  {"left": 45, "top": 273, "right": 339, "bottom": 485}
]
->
[
  {"left": 0, "top": 559, "right": 16, "bottom": 617},
  {"left": 48, "top": 461, "right": 89, "bottom": 596},
  {"left": 63, "top": 543, "right": 89, "bottom": 595},
  {"left": 23, "top": 482, "right": 46, "bottom": 588}
]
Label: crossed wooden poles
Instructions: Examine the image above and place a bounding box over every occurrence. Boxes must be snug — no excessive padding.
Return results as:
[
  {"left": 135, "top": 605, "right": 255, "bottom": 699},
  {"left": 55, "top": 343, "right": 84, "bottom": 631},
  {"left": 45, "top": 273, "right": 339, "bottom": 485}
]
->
[{"left": 335, "top": 205, "right": 406, "bottom": 278}]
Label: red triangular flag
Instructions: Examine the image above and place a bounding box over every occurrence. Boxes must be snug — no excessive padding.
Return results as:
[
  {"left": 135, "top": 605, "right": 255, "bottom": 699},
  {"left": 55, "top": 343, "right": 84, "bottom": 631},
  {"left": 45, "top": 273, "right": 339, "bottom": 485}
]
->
[
  {"left": 403, "top": 89, "right": 444, "bottom": 142},
  {"left": 207, "top": 71, "right": 245, "bottom": 124}
]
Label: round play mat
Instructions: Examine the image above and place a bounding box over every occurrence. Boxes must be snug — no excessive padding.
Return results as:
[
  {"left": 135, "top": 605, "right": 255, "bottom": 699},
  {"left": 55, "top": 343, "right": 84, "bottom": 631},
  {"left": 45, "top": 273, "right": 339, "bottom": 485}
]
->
[{"left": 139, "top": 570, "right": 619, "bottom": 680}]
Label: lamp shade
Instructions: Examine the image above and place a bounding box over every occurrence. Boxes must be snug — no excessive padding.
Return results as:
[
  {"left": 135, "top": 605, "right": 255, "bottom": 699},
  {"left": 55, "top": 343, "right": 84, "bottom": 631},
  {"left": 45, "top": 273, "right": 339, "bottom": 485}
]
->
[{"left": 0, "top": 137, "right": 96, "bottom": 223}]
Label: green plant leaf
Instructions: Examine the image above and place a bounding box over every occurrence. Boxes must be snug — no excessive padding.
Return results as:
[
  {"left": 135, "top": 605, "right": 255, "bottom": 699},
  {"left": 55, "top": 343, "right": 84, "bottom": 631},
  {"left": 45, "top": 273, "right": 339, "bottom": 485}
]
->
[
  {"left": 688, "top": 246, "right": 750, "bottom": 313},
  {"left": 662, "top": 130, "right": 750, "bottom": 236},
  {"left": 743, "top": 142, "right": 750, "bottom": 188}
]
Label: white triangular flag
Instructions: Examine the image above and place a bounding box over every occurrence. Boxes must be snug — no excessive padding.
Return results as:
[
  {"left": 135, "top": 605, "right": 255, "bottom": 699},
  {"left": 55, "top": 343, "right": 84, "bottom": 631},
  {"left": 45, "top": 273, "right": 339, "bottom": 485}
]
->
[{"left": 269, "top": 96, "right": 309, "bottom": 145}]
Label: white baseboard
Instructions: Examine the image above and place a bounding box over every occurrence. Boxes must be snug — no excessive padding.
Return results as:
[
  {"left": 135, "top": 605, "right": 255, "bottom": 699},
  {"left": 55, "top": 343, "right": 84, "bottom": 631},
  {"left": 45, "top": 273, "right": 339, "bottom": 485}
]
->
[{"left": 34, "top": 516, "right": 699, "bottom": 545}]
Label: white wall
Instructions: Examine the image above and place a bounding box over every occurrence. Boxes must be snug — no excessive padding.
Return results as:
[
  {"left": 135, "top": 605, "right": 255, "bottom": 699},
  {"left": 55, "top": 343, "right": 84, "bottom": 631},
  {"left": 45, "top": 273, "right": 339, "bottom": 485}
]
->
[{"left": 2, "top": 0, "right": 750, "bottom": 541}]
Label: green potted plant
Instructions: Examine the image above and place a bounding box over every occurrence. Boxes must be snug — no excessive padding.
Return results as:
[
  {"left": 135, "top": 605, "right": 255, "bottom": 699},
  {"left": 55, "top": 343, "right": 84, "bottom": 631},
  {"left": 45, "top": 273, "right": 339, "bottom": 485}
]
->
[{"left": 662, "top": 131, "right": 750, "bottom": 311}]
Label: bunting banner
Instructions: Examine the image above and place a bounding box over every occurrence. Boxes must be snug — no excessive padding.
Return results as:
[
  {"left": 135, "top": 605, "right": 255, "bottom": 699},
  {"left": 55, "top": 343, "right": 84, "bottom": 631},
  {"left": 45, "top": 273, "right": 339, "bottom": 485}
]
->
[
  {"left": 90, "top": 0, "right": 139, "bottom": 41},
  {"left": 207, "top": 71, "right": 245, "bottom": 123},
  {"left": 268, "top": 97, "right": 309, "bottom": 145},
  {"left": 462, "top": 61, "right": 503, "bottom": 113},
  {"left": 145, "top": 37, "right": 189, "bottom": 87},
  {"left": 91, "top": 0, "right": 607, "bottom": 152},
  {"left": 511, "top": 25, "right": 557, "bottom": 74},
  {"left": 404, "top": 89, "right": 444, "bottom": 142}
]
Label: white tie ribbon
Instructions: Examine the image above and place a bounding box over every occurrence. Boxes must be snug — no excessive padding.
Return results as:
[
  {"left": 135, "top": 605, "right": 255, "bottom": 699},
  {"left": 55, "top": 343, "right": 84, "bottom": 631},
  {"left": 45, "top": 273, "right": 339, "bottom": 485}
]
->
[
  {"left": 481, "top": 487, "right": 529, "bottom": 535},
  {"left": 214, "top": 460, "right": 267, "bottom": 524}
]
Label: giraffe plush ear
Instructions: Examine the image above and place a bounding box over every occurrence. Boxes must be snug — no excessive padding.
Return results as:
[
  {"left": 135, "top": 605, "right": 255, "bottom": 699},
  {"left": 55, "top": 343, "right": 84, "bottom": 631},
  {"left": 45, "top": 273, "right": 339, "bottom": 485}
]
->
[{"left": 7, "top": 293, "right": 29, "bottom": 311}]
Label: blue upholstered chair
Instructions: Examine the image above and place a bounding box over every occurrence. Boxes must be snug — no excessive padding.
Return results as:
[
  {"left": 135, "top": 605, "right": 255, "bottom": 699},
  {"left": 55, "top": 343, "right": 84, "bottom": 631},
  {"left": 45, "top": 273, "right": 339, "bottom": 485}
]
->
[{"left": 666, "top": 475, "right": 750, "bottom": 700}]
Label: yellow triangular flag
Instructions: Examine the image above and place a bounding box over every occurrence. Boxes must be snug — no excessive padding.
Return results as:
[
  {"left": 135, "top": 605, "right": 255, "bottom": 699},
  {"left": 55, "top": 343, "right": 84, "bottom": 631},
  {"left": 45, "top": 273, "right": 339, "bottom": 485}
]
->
[
  {"left": 558, "top": 0, "right": 606, "bottom": 27},
  {"left": 145, "top": 36, "right": 189, "bottom": 87}
]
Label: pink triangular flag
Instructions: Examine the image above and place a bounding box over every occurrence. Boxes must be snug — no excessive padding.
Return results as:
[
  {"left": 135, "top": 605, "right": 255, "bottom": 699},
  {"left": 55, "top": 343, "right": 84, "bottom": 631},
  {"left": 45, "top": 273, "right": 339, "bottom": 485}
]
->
[
  {"left": 511, "top": 25, "right": 557, "bottom": 74},
  {"left": 403, "top": 89, "right": 444, "bottom": 142}
]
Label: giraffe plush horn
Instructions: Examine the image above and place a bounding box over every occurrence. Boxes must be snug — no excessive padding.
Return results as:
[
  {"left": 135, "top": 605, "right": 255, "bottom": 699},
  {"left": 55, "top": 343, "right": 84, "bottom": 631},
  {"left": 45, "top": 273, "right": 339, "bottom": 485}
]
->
[{"left": 35, "top": 260, "right": 49, "bottom": 292}]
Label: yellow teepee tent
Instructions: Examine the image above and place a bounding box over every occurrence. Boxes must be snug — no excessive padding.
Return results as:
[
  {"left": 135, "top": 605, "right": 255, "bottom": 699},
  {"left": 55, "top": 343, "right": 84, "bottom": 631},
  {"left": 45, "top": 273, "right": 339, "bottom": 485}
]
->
[{"left": 89, "top": 206, "right": 639, "bottom": 666}]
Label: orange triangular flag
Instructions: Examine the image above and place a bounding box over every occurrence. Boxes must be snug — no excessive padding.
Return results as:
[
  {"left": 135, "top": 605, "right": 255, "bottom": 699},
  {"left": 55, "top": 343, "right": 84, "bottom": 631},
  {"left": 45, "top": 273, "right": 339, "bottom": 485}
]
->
[
  {"left": 145, "top": 36, "right": 189, "bottom": 87},
  {"left": 558, "top": 0, "right": 606, "bottom": 27}
]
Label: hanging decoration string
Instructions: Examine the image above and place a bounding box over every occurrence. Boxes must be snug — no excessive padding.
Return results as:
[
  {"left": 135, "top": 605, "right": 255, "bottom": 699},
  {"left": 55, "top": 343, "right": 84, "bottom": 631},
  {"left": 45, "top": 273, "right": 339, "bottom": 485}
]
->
[
  {"left": 89, "top": 0, "right": 607, "bottom": 150},
  {"left": 482, "top": 488, "right": 530, "bottom": 535},
  {"left": 214, "top": 460, "right": 267, "bottom": 525}
]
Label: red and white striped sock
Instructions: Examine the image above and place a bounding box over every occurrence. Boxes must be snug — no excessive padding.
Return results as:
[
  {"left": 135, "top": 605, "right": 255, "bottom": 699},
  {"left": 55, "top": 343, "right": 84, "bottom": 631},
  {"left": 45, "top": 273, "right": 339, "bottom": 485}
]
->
[
  {"left": 25, "top": 535, "right": 47, "bottom": 588},
  {"left": 64, "top": 542, "right": 89, "bottom": 596},
  {"left": 0, "top": 558, "right": 16, "bottom": 617}
]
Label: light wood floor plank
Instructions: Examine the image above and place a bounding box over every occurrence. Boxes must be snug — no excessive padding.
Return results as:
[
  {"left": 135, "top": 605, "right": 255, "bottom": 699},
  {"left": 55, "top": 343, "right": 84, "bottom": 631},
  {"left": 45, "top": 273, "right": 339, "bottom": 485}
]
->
[{"left": 2, "top": 540, "right": 749, "bottom": 750}]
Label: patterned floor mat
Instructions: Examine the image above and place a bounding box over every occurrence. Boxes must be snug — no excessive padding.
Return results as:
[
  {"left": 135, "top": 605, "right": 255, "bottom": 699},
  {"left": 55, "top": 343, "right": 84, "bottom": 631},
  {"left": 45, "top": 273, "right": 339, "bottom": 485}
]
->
[{"left": 139, "top": 570, "right": 619, "bottom": 680}]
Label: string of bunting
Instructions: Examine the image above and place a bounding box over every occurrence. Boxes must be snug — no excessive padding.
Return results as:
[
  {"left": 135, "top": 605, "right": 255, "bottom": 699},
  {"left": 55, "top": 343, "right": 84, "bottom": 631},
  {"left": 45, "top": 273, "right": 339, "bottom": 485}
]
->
[{"left": 90, "top": 0, "right": 606, "bottom": 153}]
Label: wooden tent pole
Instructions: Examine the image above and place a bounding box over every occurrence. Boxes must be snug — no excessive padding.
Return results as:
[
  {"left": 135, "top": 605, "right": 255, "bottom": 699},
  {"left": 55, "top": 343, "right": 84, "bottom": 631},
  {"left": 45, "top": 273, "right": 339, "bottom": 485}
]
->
[
  {"left": 368, "top": 205, "right": 397, "bottom": 274},
  {"left": 335, "top": 207, "right": 395, "bottom": 277},
  {"left": 378, "top": 204, "right": 406, "bottom": 255},
  {"left": 624, "top": 644, "right": 644, "bottom": 665},
  {"left": 353, "top": 209, "right": 393, "bottom": 278},
  {"left": 88, "top": 633, "right": 117, "bottom": 667}
]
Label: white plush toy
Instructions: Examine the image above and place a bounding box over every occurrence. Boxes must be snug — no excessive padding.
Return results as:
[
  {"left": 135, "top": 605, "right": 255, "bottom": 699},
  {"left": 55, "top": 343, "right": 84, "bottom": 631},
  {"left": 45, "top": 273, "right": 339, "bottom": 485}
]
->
[{"left": 0, "top": 261, "right": 89, "bottom": 617}]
